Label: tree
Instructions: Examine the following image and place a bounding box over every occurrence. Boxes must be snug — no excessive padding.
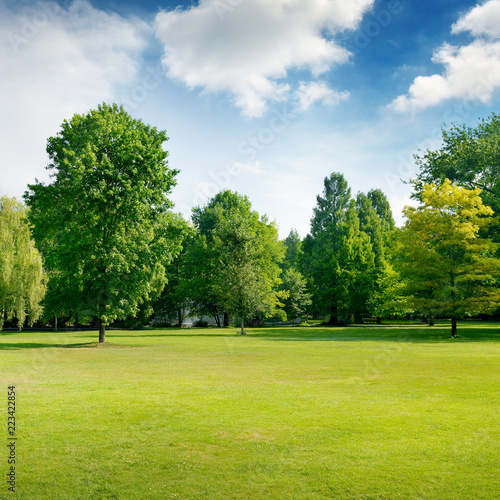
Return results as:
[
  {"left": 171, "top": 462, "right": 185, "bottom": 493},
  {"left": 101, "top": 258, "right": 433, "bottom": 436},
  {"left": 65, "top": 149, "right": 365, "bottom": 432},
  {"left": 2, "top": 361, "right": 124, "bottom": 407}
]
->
[
  {"left": 356, "top": 192, "right": 385, "bottom": 267},
  {"left": 280, "top": 268, "right": 311, "bottom": 323},
  {"left": 152, "top": 218, "right": 195, "bottom": 326},
  {"left": 191, "top": 190, "right": 285, "bottom": 334},
  {"left": 367, "top": 189, "right": 396, "bottom": 234},
  {"left": 0, "top": 196, "right": 46, "bottom": 330},
  {"left": 280, "top": 229, "right": 312, "bottom": 322},
  {"left": 304, "top": 173, "right": 352, "bottom": 324},
  {"left": 337, "top": 201, "right": 376, "bottom": 323},
  {"left": 367, "top": 260, "right": 413, "bottom": 319},
  {"left": 24, "top": 103, "right": 181, "bottom": 342},
  {"left": 413, "top": 114, "right": 500, "bottom": 241},
  {"left": 282, "top": 229, "right": 303, "bottom": 271},
  {"left": 186, "top": 190, "right": 250, "bottom": 326},
  {"left": 398, "top": 180, "right": 500, "bottom": 337},
  {"left": 303, "top": 173, "right": 377, "bottom": 324}
]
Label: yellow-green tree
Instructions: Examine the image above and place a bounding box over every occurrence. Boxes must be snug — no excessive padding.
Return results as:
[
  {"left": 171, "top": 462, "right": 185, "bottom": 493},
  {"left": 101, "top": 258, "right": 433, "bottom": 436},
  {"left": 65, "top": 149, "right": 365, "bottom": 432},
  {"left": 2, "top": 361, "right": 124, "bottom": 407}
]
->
[
  {"left": 398, "top": 180, "right": 500, "bottom": 336},
  {"left": 0, "top": 196, "right": 46, "bottom": 330}
]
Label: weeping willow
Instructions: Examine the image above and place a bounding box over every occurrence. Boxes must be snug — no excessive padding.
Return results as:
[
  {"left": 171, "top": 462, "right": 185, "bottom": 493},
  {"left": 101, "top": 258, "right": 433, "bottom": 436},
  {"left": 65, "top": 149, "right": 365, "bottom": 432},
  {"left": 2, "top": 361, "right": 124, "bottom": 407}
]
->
[{"left": 0, "top": 196, "right": 46, "bottom": 330}]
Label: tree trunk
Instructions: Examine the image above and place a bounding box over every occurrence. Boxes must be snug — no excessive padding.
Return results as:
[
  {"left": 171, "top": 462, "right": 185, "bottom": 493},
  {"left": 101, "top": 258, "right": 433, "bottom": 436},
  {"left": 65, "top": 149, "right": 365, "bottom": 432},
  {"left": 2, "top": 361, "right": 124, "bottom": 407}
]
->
[
  {"left": 213, "top": 308, "right": 221, "bottom": 328},
  {"left": 328, "top": 305, "right": 338, "bottom": 325},
  {"left": 54, "top": 314, "right": 58, "bottom": 332},
  {"left": 177, "top": 307, "right": 182, "bottom": 327},
  {"left": 449, "top": 249, "right": 457, "bottom": 337},
  {"left": 240, "top": 317, "right": 246, "bottom": 335},
  {"left": 99, "top": 319, "right": 106, "bottom": 343},
  {"left": 451, "top": 317, "right": 457, "bottom": 337},
  {"left": 223, "top": 312, "right": 229, "bottom": 327},
  {"left": 429, "top": 316, "right": 434, "bottom": 326}
]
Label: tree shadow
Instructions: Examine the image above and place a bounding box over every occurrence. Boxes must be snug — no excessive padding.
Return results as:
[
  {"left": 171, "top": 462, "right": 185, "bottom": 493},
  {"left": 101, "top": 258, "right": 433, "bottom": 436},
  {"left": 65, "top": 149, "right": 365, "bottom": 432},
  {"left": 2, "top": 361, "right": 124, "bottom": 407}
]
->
[
  {"left": 1, "top": 324, "right": 499, "bottom": 348},
  {"left": 0, "top": 341, "right": 131, "bottom": 350},
  {"left": 108, "top": 324, "right": 500, "bottom": 343},
  {"left": 246, "top": 325, "right": 500, "bottom": 343}
]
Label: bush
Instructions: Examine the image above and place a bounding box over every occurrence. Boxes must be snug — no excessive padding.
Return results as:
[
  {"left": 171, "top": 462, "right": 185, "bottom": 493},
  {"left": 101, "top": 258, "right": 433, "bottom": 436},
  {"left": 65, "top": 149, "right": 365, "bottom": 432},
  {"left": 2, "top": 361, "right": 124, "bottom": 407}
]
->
[{"left": 193, "top": 319, "right": 209, "bottom": 328}]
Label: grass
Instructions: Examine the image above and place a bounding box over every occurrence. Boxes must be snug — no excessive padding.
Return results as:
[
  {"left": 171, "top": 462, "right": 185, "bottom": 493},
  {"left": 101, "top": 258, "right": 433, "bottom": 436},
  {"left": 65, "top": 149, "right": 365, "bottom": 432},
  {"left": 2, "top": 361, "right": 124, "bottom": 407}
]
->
[{"left": 1, "top": 322, "right": 499, "bottom": 499}]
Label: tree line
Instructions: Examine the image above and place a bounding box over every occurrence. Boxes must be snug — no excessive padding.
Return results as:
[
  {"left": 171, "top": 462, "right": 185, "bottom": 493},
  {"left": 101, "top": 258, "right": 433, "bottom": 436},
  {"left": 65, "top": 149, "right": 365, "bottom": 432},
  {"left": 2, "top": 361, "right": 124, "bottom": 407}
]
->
[{"left": 1, "top": 104, "right": 500, "bottom": 340}]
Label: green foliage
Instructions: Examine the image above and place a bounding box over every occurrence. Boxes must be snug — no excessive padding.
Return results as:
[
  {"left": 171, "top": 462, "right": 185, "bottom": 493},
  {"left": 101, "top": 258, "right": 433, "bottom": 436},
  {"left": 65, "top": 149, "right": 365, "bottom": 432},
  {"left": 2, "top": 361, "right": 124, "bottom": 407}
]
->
[
  {"left": 398, "top": 179, "right": 500, "bottom": 335},
  {"left": 367, "top": 188, "right": 396, "bottom": 234},
  {"left": 185, "top": 191, "right": 247, "bottom": 324},
  {"left": 189, "top": 190, "right": 285, "bottom": 333},
  {"left": 281, "top": 228, "right": 303, "bottom": 271},
  {"left": 0, "top": 196, "right": 46, "bottom": 330},
  {"left": 367, "top": 260, "right": 413, "bottom": 318},
  {"left": 413, "top": 114, "right": 500, "bottom": 241},
  {"left": 303, "top": 173, "right": 378, "bottom": 323},
  {"left": 212, "top": 193, "right": 286, "bottom": 332},
  {"left": 280, "top": 268, "right": 312, "bottom": 322},
  {"left": 24, "top": 103, "right": 182, "bottom": 341},
  {"left": 152, "top": 217, "right": 195, "bottom": 326},
  {"left": 356, "top": 192, "right": 385, "bottom": 267}
]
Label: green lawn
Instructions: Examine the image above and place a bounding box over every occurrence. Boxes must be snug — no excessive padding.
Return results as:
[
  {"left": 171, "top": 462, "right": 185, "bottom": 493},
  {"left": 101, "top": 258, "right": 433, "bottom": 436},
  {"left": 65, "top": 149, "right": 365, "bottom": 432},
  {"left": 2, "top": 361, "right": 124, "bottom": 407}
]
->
[{"left": 1, "top": 323, "right": 499, "bottom": 499}]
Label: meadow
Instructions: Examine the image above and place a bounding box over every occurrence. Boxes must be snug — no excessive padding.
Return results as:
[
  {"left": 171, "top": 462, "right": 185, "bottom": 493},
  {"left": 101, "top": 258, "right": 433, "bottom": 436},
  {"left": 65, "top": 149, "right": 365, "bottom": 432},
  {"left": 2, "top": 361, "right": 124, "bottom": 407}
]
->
[{"left": 1, "top": 322, "right": 499, "bottom": 499}]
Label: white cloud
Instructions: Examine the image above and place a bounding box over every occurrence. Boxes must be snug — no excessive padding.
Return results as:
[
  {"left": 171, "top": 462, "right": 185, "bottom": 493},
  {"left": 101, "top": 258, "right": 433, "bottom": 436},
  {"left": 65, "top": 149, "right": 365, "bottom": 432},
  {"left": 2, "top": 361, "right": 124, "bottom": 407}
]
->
[
  {"left": 0, "top": 0, "right": 147, "bottom": 197},
  {"left": 154, "top": 0, "right": 374, "bottom": 117},
  {"left": 295, "top": 81, "right": 349, "bottom": 111},
  {"left": 391, "top": 0, "right": 500, "bottom": 112},
  {"left": 452, "top": 0, "right": 500, "bottom": 38}
]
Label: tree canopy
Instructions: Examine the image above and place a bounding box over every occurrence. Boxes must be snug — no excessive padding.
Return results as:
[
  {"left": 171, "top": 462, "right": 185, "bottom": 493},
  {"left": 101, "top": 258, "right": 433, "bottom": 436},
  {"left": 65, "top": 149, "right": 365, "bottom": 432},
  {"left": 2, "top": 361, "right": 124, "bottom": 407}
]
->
[
  {"left": 24, "top": 103, "right": 181, "bottom": 342},
  {"left": 302, "top": 173, "right": 385, "bottom": 324},
  {"left": 189, "top": 190, "right": 285, "bottom": 334},
  {"left": 413, "top": 114, "right": 500, "bottom": 241}
]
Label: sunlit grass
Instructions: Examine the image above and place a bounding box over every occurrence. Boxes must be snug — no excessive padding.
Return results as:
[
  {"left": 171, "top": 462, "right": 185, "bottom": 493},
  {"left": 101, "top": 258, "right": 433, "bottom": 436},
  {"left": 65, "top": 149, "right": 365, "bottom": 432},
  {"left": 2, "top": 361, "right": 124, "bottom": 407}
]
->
[{"left": 1, "top": 322, "right": 499, "bottom": 499}]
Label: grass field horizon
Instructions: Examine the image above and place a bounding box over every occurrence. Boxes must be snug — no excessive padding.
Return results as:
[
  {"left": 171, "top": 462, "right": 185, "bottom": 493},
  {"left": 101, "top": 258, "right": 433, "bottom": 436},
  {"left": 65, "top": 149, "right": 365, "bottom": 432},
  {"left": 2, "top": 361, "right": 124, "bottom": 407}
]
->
[{"left": 2, "top": 322, "right": 499, "bottom": 499}]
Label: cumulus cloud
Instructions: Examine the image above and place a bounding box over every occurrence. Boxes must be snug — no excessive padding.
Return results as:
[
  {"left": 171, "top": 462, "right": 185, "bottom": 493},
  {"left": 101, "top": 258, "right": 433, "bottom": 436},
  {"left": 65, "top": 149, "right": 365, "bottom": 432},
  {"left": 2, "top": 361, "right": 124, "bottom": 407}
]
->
[
  {"left": 295, "top": 81, "right": 349, "bottom": 111},
  {"left": 391, "top": 0, "right": 500, "bottom": 112},
  {"left": 0, "top": 0, "right": 147, "bottom": 196},
  {"left": 452, "top": 0, "right": 500, "bottom": 38},
  {"left": 154, "top": 0, "right": 374, "bottom": 117}
]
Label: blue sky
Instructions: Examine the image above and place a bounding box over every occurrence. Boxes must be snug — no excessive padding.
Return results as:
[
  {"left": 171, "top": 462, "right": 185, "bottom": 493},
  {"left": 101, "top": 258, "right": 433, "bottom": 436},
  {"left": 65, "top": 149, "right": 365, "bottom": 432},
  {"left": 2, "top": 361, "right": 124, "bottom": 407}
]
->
[{"left": 2, "top": 0, "right": 500, "bottom": 238}]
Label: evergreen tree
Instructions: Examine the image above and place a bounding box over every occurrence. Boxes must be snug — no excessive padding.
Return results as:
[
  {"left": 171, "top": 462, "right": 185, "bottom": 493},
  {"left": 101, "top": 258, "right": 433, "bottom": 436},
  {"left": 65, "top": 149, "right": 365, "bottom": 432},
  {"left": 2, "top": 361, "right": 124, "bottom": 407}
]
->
[
  {"left": 282, "top": 229, "right": 303, "bottom": 271},
  {"left": 303, "top": 173, "right": 376, "bottom": 324}
]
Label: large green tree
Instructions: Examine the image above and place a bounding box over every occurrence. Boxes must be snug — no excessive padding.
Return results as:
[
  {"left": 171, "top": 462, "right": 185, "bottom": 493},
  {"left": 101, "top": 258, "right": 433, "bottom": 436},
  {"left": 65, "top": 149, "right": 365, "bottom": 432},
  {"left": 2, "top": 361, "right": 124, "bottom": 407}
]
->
[
  {"left": 190, "top": 190, "right": 285, "bottom": 333},
  {"left": 0, "top": 196, "right": 46, "bottom": 330},
  {"left": 413, "top": 114, "right": 500, "bottom": 241},
  {"left": 303, "top": 173, "right": 351, "bottom": 323},
  {"left": 398, "top": 180, "right": 500, "bottom": 336},
  {"left": 24, "top": 103, "right": 181, "bottom": 342},
  {"left": 303, "top": 173, "right": 378, "bottom": 324},
  {"left": 186, "top": 190, "right": 247, "bottom": 326}
]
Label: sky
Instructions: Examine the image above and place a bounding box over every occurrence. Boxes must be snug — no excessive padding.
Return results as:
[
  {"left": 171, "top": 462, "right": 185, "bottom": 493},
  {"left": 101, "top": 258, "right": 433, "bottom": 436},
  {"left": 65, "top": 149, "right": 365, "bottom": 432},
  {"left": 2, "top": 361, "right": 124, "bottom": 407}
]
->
[{"left": 2, "top": 0, "right": 500, "bottom": 238}]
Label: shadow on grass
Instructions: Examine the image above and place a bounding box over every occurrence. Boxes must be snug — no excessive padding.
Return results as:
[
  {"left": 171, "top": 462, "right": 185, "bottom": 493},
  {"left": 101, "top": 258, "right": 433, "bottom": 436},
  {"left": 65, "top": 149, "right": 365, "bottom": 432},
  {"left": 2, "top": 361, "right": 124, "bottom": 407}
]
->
[
  {"left": 247, "top": 327, "right": 500, "bottom": 343},
  {"left": 0, "top": 341, "right": 129, "bottom": 350},
  {"left": 109, "top": 324, "right": 500, "bottom": 343},
  {"left": 2, "top": 324, "right": 499, "bottom": 349}
]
